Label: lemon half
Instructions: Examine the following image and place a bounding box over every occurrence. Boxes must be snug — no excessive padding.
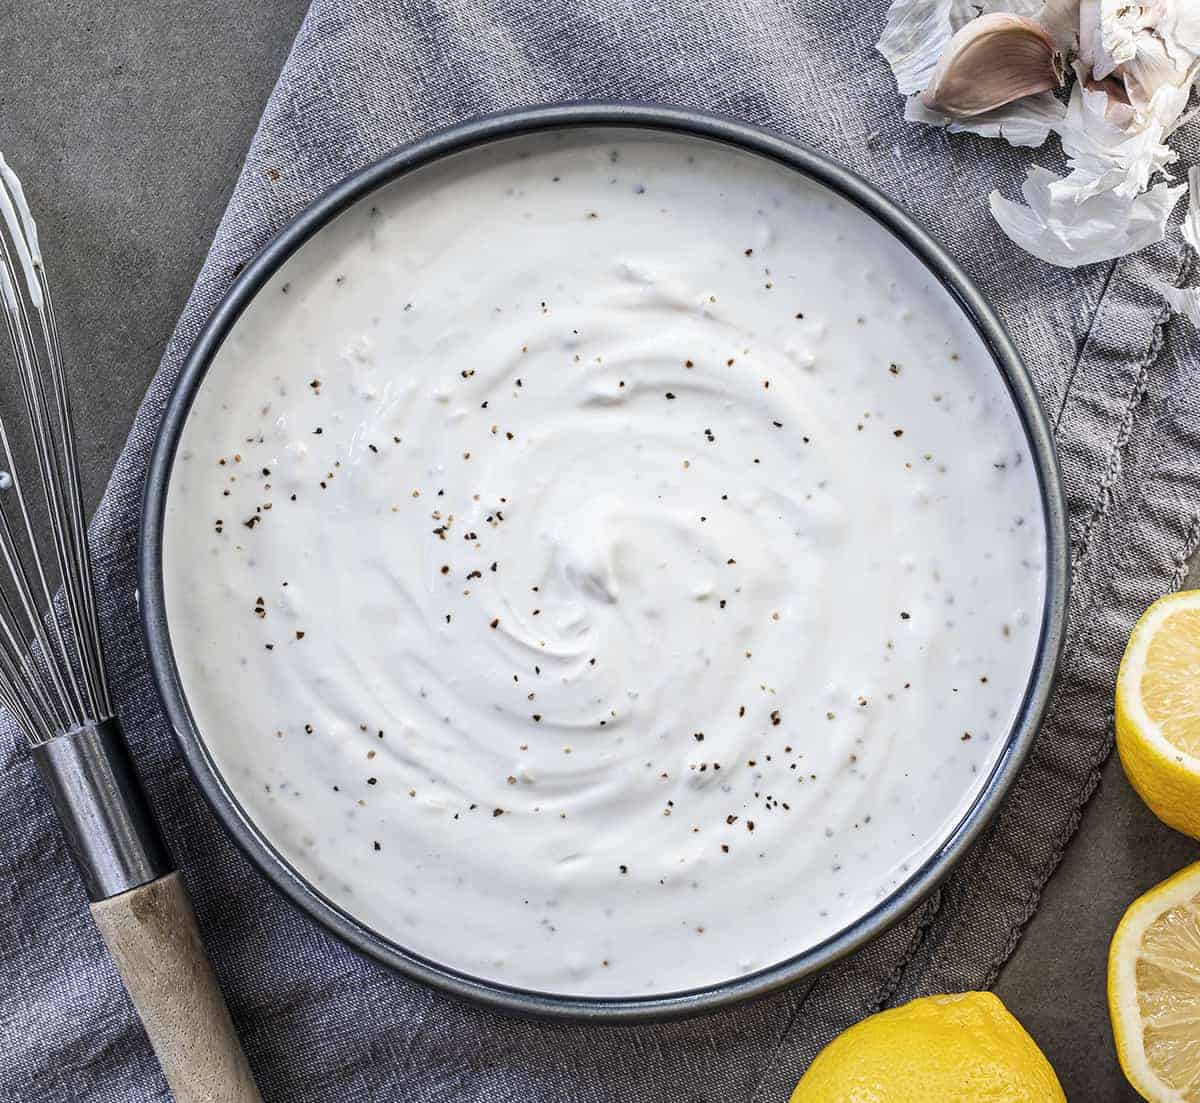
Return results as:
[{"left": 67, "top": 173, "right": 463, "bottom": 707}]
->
[
  {"left": 1109, "top": 861, "right": 1200, "bottom": 1101},
  {"left": 1115, "top": 590, "right": 1200, "bottom": 840},
  {"left": 789, "top": 991, "right": 1065, "bottom": 1102}
]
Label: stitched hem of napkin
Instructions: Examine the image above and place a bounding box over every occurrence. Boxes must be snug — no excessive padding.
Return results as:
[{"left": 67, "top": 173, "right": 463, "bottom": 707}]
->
[{"left": 983, "top": 513, "right": 1200, "bottom": 986}]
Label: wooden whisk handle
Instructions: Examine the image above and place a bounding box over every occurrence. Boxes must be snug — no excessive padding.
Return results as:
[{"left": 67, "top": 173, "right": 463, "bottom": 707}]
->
[{"left": 90, "top": 872, "right": 263, "bottom": 1103}]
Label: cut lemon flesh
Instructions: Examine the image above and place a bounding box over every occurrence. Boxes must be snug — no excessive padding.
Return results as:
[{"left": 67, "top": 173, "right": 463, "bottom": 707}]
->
[
  {"left": 1116, "top": 591, "right": 1200, "bottom": 840},
  {"left": 1110, "top": 862, "right": 1200, "bottom": 1101}
]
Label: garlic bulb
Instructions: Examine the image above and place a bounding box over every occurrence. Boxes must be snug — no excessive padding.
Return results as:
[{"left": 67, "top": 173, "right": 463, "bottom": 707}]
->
[
  {"left": 921, "top": 13, "right": 1067, "bottom": 117},
  {"left": 1078, "top": 0, "right": 1200, "bottom": 120}
]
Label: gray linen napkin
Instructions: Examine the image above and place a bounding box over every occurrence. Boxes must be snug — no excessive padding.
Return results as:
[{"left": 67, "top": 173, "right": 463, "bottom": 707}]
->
[{"left": 4, "top": 2, "right": 1200, "bottom": 1100}]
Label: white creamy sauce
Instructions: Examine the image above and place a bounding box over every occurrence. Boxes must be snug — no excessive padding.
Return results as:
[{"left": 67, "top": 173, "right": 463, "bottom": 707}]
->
[{"left": 163, "top": 129, "right": 1046, "bottom": 996}]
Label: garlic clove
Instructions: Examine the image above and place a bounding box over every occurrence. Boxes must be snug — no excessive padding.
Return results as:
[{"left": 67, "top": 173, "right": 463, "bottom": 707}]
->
[
  {"left": 1039, "top": 0, "right": 1084, "bottom": 55},
  {"left": 1084, "top": 73, "right": 1136, "bottom": 126},
  {"left": 921, "top": 13, "right": 1066, "bottom": 119}
]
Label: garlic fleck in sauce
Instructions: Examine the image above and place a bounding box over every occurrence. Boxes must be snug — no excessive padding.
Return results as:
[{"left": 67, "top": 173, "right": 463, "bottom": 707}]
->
[{"left": 163, "top": 129, "right": 1047, "bottom": 996}]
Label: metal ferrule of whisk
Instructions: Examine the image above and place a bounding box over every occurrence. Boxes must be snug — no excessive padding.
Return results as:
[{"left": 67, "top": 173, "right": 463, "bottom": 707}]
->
[{"left": 30, "top": 720, "right": 170, "bottom": 900}]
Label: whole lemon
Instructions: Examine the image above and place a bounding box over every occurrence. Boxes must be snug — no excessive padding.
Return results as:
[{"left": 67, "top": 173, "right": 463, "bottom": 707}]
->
[{"left": 789, "top": 992, "right": 1065, "bottom": 1103}]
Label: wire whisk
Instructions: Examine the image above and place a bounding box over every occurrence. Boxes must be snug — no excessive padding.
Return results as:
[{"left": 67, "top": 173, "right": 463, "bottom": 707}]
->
[
  {"left": 0, "top": 153, "right": 111, "bottom": 745},
  {"left": 0, "top": 153, "right": 262, "bottom": 1103}
]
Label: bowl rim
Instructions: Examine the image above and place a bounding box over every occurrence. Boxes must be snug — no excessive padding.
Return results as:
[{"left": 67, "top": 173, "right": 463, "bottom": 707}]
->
[{"left": 139, "top": 101, "right": 1070, "bottom": 1024}]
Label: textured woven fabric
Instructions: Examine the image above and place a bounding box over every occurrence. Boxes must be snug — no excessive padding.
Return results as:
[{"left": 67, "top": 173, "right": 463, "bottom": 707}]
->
[{"left": 4, "top": 2, "right": 1200, "bottom": 1099}]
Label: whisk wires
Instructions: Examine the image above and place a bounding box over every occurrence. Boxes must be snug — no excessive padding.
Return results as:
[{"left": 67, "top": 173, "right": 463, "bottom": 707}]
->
[{"left": 0, "top": 154, "right": 112, "bottom": 745}]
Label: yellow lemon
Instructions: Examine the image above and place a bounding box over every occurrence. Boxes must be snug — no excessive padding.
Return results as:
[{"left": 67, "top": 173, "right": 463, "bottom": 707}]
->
[
  {"left": 1115, "top": 590, "right": 1200, "bottom": 840},
  {"left": 1109, "top": 861, "right": 1200, "bottom": 1102},
  {"left": 789, "top": 991, "right": 1065, "bottom": 1102}
]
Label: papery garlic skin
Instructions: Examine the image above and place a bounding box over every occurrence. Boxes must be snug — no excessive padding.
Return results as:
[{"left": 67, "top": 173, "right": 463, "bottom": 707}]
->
[
  {"left": 1153, "top": 169, "right": 1200, "bottom": 323},
  {"left": 1039, "top": 0, "right": 1083, "bottom": 51},
  {"left": 905, "top": 90, "right": 1065, "bottom": 146},
  {"left": 1078, "top": 0, "right": 1115, "bottom": 79},
  {"left": 990, "top": 166, "right": 1184, "bottom": 266},
  {"left": 1057, "top": 69, "right": 1177, "bottom": 200},
  {"left": 878, "top": 0, "right": 985, "bottom": 95},
  {"left": 1182, "top": 166, "right": 1200, "bottom": 253},
  {"left": 1159, "top": 283, "right": 1200, "bottom": 323}
]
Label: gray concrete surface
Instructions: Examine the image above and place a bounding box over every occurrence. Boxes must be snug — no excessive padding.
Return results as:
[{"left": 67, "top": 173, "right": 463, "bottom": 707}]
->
[{"left": 6, "top": 4, "right": 1199, "bottom": 1100}]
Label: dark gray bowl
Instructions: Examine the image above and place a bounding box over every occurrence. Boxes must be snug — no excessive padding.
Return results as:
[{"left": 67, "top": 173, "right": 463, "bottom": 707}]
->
[{"left": 140, "top": 103, "right": 1069, "bottom": 1023}]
